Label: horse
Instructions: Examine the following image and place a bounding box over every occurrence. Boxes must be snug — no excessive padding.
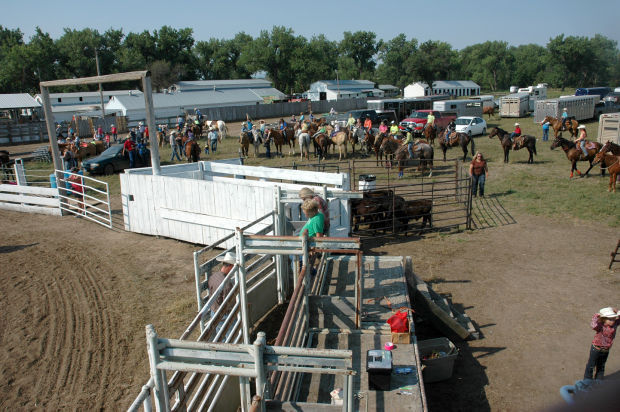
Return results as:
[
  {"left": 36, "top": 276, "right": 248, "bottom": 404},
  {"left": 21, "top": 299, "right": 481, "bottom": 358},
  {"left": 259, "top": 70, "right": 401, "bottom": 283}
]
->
[
  {"left": 265, "top": 128, "right": 288, "bottom": 157},
  {"left": 543, "top": 115, "right": 579, "bottom": 138},
  {"left": 439, "top": 129, "right": 475, "bottom": 161},
  {"left": 386, "top": 138, "right": 434, "bottom": 178},
  {"left": 350, "top": 127, "right": 365, "bottom": 154},
  {"left": 483, "top": 106, "right": 496, "bottom": 119},
  {"left": 282, "top": 127, "right": 296, "bottom": 155},
  {"left": 297, "top": 130, "right": 311, "bottom": 160},
  {"left": 313, "top": 133, "right": 330, "bottom": 160},
  {"left": 379, "top": 135, "right": 400, "bottom": 167},
  {"left": 488, "top": 127, "right": 514, "bottom": 163},
  {"left": 592, "top": 151, "right": 620, "bottom": 192},
  {"left": 204, "top": 120, "right": 228, "bottom": 139},
  {"left": 331, "top": 131, "right": 348, "bottom": 160},
  {"left": 185, "top": 140, "right": 200, "bottom": 163},
  {"left": 422, "top": 125, "right": 437, "bottom": 146},
  {"left": 250, "top": 129, "right": 263, "bottom": 157},
  {"left": 0, "top": 150, "right": 10, "bottom": 166},
  {"left": 157, "top": 130, "right": 166, "bottom": 148},
  {"left": 598, "top": 140, "right": 620, "bottom": 156},
  {"left": 73, "top": 141, "right": 105, "bottom": 163},
  {"left": 550, "top": 136, "right": 603, "bottom": 178},
  {"left": 361, "top": 129, "right": 374, "bottom": 157},
  {"left": 373, "top": 132, "right": 388, "bottom": 166},
  {"left": 239, "top": 131, "right": 250, "bottom": 157},
  {"left": 512, "top": 135, "right": 538, "bottom": 164}
]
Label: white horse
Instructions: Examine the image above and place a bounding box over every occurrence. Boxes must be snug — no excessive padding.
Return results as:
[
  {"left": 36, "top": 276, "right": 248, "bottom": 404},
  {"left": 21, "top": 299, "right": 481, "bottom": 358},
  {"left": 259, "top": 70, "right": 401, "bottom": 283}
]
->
[
  {"left": 204, "top": 120, "right": 229, "bottom": 139},
  {"left": 297, "top": 130, "right": 311, "bottom": 160},
  {"left": 251, "top": 129, "right": 263, "bottom": 157}
]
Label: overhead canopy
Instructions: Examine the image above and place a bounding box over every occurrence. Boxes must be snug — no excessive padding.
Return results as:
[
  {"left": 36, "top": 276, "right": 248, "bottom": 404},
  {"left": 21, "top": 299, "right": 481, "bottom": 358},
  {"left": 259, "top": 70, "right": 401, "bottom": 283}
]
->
[{"left": 0, "top": 94, "right": 41, "bottom": 109}]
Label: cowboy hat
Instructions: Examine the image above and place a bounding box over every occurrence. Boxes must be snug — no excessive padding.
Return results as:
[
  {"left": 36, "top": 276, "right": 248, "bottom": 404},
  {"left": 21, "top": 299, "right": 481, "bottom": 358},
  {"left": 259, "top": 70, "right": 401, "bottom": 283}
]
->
[
  {"left": 563, "top": 108, "right": 567, "bottom": 111},
  {"left": 599, "top": 307, "right": 619, "bottom": 319},
  {"left": 216, "top": 251, "right": 236, "bottom": 265},
  {"left": 299, "top": 187, "right": 315, "bottom": 199},
  {"left": 514, "top": 123, "right": 520, "bottom": 126},
  {"left": 578, "top": 125, "right": 586, "bottom": 129}
]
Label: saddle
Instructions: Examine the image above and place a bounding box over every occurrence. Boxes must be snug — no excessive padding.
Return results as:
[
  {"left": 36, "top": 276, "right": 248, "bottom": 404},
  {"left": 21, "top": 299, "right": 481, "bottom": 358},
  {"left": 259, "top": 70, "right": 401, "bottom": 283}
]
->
[{"left": 584, "top": 141, "right": 596, "bottom": 150}]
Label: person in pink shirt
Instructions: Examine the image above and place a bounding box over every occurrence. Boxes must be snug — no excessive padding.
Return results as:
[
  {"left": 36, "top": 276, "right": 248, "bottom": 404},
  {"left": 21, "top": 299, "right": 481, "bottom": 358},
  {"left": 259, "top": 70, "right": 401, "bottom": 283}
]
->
[
  {"left": 584, "top": 307, "right": 619, "bottom": 380},
  {"left": 378, "top": 120, "right": 388, "bottom": 136}
]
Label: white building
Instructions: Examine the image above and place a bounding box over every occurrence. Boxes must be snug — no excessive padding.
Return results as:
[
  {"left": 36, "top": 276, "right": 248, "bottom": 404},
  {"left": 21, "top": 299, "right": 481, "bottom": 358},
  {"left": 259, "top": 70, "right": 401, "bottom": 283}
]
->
[
  {"left": 307, "top": 80, "right": 382, "bottom": 101},
  {"left": 404, "top": 81, "right": 480, "bottom": 98},
  {"left": 0, "top": 93, "right": 41, "bottom": 120},
  {"left": 378, "top": 84, "right": 400, "bottom": 98},
  {"left": 34, "top": 90, "right": 141, "bottom": 123},
  {"left": 169, "top": 79, "right": 286, "bottom": 102}
]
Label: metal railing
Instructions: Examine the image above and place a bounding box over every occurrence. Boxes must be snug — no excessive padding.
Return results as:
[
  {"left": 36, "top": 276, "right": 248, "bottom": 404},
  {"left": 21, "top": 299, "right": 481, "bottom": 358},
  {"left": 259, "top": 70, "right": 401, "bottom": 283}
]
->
[{"left": 55, "top": 170, "right": 112, "bottom": 228}]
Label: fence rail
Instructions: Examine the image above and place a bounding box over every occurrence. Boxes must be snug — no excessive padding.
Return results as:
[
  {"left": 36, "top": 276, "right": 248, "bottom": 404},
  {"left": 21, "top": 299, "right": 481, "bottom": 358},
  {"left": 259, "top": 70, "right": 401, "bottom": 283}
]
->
[
  {"left": 55, "top": 170, "right": 112, "bottom": 227},
  {"left": 0, "top": 121, "right": 48, "bottom": 145}
]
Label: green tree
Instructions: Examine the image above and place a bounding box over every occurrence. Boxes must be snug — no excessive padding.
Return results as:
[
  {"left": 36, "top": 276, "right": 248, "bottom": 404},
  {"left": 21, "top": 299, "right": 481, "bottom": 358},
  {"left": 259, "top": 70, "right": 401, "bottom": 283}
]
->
[
  {"left": 339, "top": 31, "right": 378, "bottom": 78},
  {"left": 194, "top": 32, "right": 253, "bottom": 80},
  {"left": 375, "top": 34, "right": 418, "bottom": 89},
  {"left": 545, "top": 35, "right": 591, "bottom": 89},
  {"left": 411, "top": 40, "right": 458, "bottom": 92},
  {"left": 510, "top": 44, "right": 548, "bottom": 87},
  {"left": 460, "top": 41, "right": 513, "bottom": 91},
  {"left": 290, "top": 35, "right": 338, "bottom": 93}
]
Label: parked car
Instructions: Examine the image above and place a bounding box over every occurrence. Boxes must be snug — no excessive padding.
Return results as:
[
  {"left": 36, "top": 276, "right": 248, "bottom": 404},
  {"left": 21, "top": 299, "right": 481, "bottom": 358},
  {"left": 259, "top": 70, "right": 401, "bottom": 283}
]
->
[
  {"left": 81, "top": 143, "right": 150, "bottom": 175},
  {"left": 454, "top": 116, "right": 487, "bottom": 136},
  {"left": 399, "top": 110, "right": 457, "bottom": 132}
]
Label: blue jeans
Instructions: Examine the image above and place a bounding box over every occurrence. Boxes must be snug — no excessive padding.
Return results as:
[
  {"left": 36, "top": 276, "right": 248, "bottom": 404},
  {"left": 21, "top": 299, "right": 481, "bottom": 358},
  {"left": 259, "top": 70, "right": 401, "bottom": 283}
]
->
[
  {"left": 580, "top": 141, "right": 587, "bottom": 157},
  {"left": 584, "top": 345, "right": 609, "bottom": 380},
  {"left": 509, "top": 132, "right": 519, "bottom": 140},
  {"left": 170, "top": 143, "right": 181, "bottom": 161},
  {"left": 542, "top": 128, "right": 549, "bottom": 141},
  {"left": 128, "top": 150, "right": 135, "bottom": 168},
  {"left": 407, "top": 143, "right": 414, "bottom": 159},
  {"left": 472, "top": 174, "right": 485, "bottom": 196},
  {"left": 210, "top": 139, "right": 218, "bottom": 152}
]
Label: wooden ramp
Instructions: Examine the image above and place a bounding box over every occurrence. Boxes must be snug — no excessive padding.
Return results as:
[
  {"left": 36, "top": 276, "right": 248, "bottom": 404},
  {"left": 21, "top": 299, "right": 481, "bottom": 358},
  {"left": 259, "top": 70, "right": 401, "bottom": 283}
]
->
[{"left": 296, "top": 256, "right": 427, "bottom": 411}]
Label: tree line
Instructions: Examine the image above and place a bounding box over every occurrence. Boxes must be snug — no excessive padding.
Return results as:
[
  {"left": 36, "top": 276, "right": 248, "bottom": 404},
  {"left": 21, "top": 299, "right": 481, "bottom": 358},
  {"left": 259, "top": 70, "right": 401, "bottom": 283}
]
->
[{"left": 1, "top": 25, "right": 618, "bottom": 95}]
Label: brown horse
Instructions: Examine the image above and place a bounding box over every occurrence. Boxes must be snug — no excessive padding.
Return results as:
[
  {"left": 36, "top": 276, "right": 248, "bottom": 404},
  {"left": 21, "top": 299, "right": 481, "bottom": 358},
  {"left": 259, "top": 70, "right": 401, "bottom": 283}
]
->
[
  {"left": 373, "top": 132, "right": 388, "bottom": 166},
  {"left": 73, "top": 141, "right": 105, "bottom": 163},
  {"left": 488, "top": 127, "right": 513, "bottom": 163},
  {"left": 512, "top": 135, "right": 538, "bottom": 164},
  {"left": 331, "top": 131, "right": 348, "bottom": 160},
  {"left": 387, "top": 139, "right": 434, "bottom": 178},
  {"left": 592, "top": 151, "right": 620, "bottom": 192},
  {"left": 543, "top": 115, "right": 578, "bottom": 138},
  {"left": 379, "top": 135, "right": 400, "bottom": 167},
  {"left": 483, "top": 106, "right": 496, "bottom": 119},
  {"left": 185, "top": 140, "right": 200, "bottom": 163},
  {"left": 313, "top": 133, "right": 330, "bottom": 160},
  {"left": 265, "top": 128, "right": 288, "bottom": 157},
  {"left": 157, "top": 131, "right": 166, "bottom": 148},
  {"left": 439, "top": 129, "right": 475, "bottom": 161},
  {"left": 550, "top": 136, "right": 603, "bottom": 178},
  {"left": 239, "top": 131, "right": 250, "bottom": 157},
  {"left": 422, "top": 125, "right": 437, "bottom": 146},
  {"left": 598, "top": 140, "right": 620, "bottom": 156}
]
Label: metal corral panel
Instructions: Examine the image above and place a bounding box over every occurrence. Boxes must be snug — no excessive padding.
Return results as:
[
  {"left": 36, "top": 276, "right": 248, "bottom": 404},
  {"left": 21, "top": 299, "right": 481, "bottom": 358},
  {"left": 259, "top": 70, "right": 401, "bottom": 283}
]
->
[
  {"left": 534, "top": 96, "right": 596, "bottom": 122},
  {"left": 500, "top": 93, "right": 529, "bottom": 118},
  {"left": 597, "top": 112, "right": 620, "bottom": 144}
]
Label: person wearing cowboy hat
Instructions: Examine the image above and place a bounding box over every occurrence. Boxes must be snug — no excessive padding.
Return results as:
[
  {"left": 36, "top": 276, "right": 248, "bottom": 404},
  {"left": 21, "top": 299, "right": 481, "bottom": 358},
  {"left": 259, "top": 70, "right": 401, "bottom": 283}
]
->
[
  {"left": 299, "top": 187, "right": 330, "bottom": 235},
  {"left": 561, "top": 107, "right": 569, "bottom": 129},
  {"left": 207, "top": 126, "right": 219, "bottom": 154},
  {"left": 403, "top": 126, "right": 415, "bottom": 160},
  {"left": 584, "top": 307, "right": 619, "bottom": 380},
  {"left": 110, "top": 123, "right": 118, "bottom": 143},
  {"left": 509, "top": 123, "right": 521, "bottom": 142},
  {"left": 169, "top": 130, "right": 182, "bottom": 161},
  {"left": 575, "top": 125, "right": 588, "bottom": 158},
  {"left": 208, "top": 252, "right": 237, "bottom": 314}
]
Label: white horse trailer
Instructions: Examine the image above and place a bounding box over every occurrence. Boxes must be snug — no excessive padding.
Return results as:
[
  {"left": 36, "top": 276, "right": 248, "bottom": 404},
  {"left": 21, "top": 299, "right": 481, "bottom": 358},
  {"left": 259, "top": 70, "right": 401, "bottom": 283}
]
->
[
  {"left": 534, "top": 95, "right": 596, "bottom": 123},
  {"left": 470, "top": 95, "right": 495, "bottom": 109},
  {"left": 597, "top": 112, "right": 620, "bottom": 144},
  {"left": 518, "top": 85, "right": 548, "bottom": 111},
  {"left": 433, "top": 99, "right": 483, "bottom": 117},
  {"left": 500, "top": 93, "right": 530, "bottom": 117}
]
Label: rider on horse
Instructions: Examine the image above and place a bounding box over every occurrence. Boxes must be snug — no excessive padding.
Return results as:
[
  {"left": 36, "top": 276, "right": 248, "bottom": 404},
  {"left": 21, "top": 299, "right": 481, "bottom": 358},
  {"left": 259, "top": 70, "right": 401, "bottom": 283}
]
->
[
  {"left": 445, "top": 120, "right": 456, "bottom": 142},
  {"left": 346, "top": 113, "right": 356, "bottom": 131},
  {"left": 575, "top": 125, "right": 588, "bottom": 158},
  {"left": 404, "top": 127, "right": 415, "bottom": 159},
  {"left": 379, "top": 120, "right": 388, "bottom": 136},
  {"left": 509, "top": 123, "right": 521, "bottom": 142},
  {"left": 389, "top": 121, "right": 400, "bottom": 138},
  {"left": 561, "top": 108, "right": 568, "bottom": 130},
  {"left": 424, "top": 112, "right": 436, "bottom": 132}
]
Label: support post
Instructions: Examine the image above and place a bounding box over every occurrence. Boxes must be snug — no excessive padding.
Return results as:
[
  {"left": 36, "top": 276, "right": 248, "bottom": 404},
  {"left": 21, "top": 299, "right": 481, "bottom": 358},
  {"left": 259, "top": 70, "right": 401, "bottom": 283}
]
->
[
  {"left": 235, "top": 228, "right": 252, "bottom": 410},
  {"left": 193, "top": 251, "right": 206, "bottom": 332},
  {"left": 253, "top": 332, "right": 267, "bottom": 411},
  {"left": 355, "top": 251, "right": 363, "bottom": 329},
  {"left": 301, "top": 230, "right": 309, "bottom": 269},
  {"left": 142, "top": 74, "right": 161, "bottom": 176},
  {"left": 273, "top": 187, "right": 285, "bottom": 303},
  {"left": 146, "top": 325, "right": 168, "bottom": 412}
]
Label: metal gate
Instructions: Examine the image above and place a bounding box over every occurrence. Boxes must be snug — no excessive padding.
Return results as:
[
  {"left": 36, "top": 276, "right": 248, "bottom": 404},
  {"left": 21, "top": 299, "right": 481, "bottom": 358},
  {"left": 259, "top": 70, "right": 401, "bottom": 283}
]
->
[{"left": 56, "top": 170, "right": 112, "bottom": 228}]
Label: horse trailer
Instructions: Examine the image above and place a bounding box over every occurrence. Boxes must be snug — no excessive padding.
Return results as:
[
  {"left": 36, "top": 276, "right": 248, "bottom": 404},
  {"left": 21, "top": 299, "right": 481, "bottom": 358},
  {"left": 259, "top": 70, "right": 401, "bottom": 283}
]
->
[
  {"left": 597, "top": 112, "right": 620, "bottom": 144},
  {"left": 470, "top": 95, "right": 495, "bottom": 109},
  {"left": 433, "top": 99, "right": 483, "bottom": 118},
  {"left": 534, "top": 95, "right": 596, "bottom": 123},
  {"left": 518, "top": 84, "right": 548, "bottom": 111},
  {"left": 500, "top": 93, "right": 530, "bottom": 117}
]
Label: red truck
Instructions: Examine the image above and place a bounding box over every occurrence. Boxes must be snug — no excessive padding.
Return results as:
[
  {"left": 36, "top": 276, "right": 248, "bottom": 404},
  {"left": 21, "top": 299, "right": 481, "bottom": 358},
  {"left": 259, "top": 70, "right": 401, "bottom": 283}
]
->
[{"left": 399, "top": 110, "right": 457, "bottom": 132}]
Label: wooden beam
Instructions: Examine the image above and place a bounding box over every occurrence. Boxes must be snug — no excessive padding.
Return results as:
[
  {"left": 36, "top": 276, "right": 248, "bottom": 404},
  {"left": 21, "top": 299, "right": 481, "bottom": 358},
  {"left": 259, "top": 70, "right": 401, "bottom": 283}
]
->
[{"left": 40, "top": 71, "right": 148, "bottom": 88}]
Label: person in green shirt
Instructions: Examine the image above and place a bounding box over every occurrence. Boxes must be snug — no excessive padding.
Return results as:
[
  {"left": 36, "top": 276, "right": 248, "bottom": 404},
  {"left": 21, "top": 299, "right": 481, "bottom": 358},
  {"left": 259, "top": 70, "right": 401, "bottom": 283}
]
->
[
  {"left": 300, "top": 199, "right": 324, "bottom": 238},
  {"left": 403, "top": 127, "right": 414, "bottom": 159},
  {"left": 389, "top": 121, "right": 400, "bottom": 137},
  {"left": 346, "top": 113, "right": 356, "bottom": 130}
]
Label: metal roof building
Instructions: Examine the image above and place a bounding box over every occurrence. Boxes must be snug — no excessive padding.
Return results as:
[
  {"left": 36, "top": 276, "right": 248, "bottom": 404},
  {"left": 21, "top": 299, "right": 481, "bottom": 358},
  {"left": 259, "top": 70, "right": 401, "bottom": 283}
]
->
[
  {"left": 307, "top": 80, "right": 381, "bottom": 101},
  {"left": 0, "top": 93, "right": 41, "bottom": 109},
  {"left": 170, "top": 79, "right": 276, "bottom": 92},
  {"left": 404, "top": 81, "right": 480, "bottom": 98}
]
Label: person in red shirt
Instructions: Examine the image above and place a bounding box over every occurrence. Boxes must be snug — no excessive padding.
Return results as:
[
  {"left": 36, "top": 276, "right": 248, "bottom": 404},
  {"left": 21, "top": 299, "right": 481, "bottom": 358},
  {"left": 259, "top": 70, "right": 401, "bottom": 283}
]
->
[
  {"left": 469, "top": 152, "right": 489, "bottom": 197},
  {"left": 110, "top": 124, "right": 117, "bottom": 142},
  {"left": 584, "top": 307, "right": 619, "bottom": 380},
  {"left": 67, "top": 167, "right": 84, "bottom": 214},
  {"left": 122, "top": 138, "right": 136, "bottom": 168},
  {"left": 363, "top": 117, "right": 372, "bottom": 132},
  {"left": 509, "top": 122, "right": 521, "bottom": 141}
]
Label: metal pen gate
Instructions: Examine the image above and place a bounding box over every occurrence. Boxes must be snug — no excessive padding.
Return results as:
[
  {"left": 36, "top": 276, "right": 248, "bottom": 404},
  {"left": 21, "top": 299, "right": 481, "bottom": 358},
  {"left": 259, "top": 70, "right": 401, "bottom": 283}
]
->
[{"left": 55, "top": 170, "right": 112, "bottom": 228}]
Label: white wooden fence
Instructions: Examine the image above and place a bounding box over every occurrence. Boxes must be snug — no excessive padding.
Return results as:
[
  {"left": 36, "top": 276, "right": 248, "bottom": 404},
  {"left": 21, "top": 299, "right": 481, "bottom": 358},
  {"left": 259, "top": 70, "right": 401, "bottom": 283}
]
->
[
  {"left": 0, "top": 161, "right": 60, "bottom": 215},
  {"left": 120, "top": 161, "right": 352, "bottom": 247}
]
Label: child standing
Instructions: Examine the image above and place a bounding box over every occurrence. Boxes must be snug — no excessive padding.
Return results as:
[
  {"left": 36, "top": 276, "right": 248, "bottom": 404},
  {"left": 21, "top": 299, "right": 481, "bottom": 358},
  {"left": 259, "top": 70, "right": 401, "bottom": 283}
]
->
[{"left": 584, "top": 307, "right": 619, "bottom": 380}]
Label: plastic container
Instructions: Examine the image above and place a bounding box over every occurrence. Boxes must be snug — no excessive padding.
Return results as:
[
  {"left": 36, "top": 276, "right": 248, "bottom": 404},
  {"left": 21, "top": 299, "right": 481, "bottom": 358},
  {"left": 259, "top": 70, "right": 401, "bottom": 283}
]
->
[
  {"left": 417, "top": 337, "right": 458, "bottom": 383},
  {"left": 49, "top": 173, "right": 57, "bottom": 188},
  {"left": 358, "top": 174, "right": 376, "bottom": 191},
  {"left": 366, "top": 349, "right": 392, "bottom": 390}
]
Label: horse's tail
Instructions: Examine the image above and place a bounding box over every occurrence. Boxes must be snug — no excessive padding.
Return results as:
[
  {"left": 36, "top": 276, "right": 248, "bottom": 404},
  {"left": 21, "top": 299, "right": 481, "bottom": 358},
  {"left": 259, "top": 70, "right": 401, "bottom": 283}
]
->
[
  {"left": 470, "top": 135, "right": 476, "bottom": 155},
  {"left": 532, "top": 138, "right": 537, "bottom": 155}
]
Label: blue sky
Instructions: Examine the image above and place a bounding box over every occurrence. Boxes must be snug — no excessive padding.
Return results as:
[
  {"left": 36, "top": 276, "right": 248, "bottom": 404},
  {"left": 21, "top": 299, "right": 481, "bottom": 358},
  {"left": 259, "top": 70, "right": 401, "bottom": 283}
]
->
[{"left": 4, "top": 0, "right": 620, "bottom": 50}]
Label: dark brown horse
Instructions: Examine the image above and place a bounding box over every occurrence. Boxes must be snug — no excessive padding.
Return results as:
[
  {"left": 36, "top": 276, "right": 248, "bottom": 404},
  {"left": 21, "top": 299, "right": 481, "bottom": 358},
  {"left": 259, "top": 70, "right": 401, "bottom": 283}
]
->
[
  {"left": 543, "top": 115, "right": 578, "bottom": 138},
  {"left": 386, "top": 139, "right": 434, "bottom": 178},
  {"left": 550, "top": 136, "right": 603, "bottom": 178},
  {"left": 265, "top": 128, "right": 290, "bottom": 157},
  {"left": 379, "top": 135, "right": 400, "bottom": 167},
  {"left": 483, "top": 106, "right": 496, "bottom": 119},
  {"left": 512, "top": 135, "right": 538, "bottom": 163},
  {"left": 373, "top": 132, "right": 388, "bottom": 166},
  {"left": 239, "top": 131, "right": 250, "bottom": 157},
  {"left": 488, "top": 127, "right": 513, "bottom": 163},
  {"left": 592, "top": 151, "right": 620, "bottom": 192},
  {"left": 313, "top": 133, "right": 330, "bottom": 160},
  {"left": 185, "top": 140, "right": 200, "bottom": 163},
  {"left": 598, "top": 140, "right": 620, "bottom": 156},
  {"left": 439, "top": 129, "right": 475, "bottom": 161}
]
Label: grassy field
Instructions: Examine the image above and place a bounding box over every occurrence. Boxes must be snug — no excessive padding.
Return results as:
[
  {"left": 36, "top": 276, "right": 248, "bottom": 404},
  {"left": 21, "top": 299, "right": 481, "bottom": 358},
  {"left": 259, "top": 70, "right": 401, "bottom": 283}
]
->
[{"left": 18, "top": 109, "right": 620, "bottom": 227}]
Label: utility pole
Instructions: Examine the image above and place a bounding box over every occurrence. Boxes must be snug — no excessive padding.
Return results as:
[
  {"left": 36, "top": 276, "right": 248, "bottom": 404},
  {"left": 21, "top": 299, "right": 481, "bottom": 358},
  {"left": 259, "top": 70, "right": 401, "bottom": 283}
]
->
[
  {"left": 95, "top": 48, "right": 106, "bottom": 119},
  {"left": 335, "top": 69, "right": 340, "bottom": 100}
]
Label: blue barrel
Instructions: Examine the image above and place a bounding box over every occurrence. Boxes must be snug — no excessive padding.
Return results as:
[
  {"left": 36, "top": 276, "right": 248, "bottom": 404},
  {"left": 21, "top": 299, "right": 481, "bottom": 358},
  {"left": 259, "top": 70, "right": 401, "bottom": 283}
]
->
[{"left": 49, "top": 173, "right": 57, "bottom": 188}]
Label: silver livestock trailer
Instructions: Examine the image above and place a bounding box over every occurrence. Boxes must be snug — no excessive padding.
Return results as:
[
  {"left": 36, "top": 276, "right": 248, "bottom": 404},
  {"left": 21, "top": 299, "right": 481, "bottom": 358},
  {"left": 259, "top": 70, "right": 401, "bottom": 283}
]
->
[
  {"left": 500, "top": 92, "right": 530, "bottom": 118},
  {"left": 433, "top": 99, "right": 483, "bottom": 118},
  {"left": 534, "top": 95, "right": 596, "bottom": 123},
  {"left": 597, "top": 112, "right": 620, "bottom": 144}
]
